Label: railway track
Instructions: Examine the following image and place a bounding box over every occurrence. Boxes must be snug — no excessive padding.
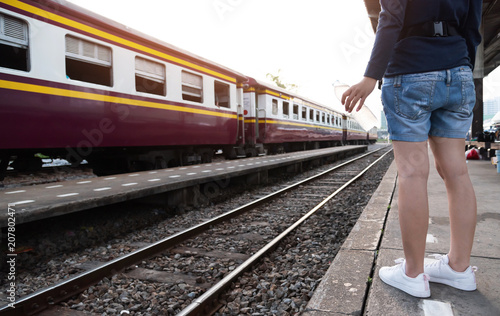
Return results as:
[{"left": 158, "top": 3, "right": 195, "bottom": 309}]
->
[{"left": 0, "top": 146, "right": 393, "bottom": 315}]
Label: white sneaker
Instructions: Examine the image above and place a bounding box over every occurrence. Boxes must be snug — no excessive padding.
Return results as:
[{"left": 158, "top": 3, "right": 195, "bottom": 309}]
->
[
  {"left": 424, "top": 254, "right": 477, "bottom": 291},
  {"left": 379, "top": 259, "right": 431, "bottom": 298}
]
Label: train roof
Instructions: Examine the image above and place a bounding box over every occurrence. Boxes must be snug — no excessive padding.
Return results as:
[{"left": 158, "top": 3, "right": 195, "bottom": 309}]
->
[{"left": 4, "top": 0, "right": 248, "bottom": 83}]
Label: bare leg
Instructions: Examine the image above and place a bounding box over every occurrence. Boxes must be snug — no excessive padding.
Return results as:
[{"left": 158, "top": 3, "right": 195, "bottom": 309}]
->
[
  {"left": 392, "top": 140, "right": 430, "bottom": 278},
  {"left": 429, "top": 136, "right": 476, "bottom": 272}
]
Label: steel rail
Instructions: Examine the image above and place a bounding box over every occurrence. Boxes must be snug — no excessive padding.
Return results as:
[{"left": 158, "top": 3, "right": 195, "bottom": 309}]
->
[
  {"left": 0, "top": 147, "right": 389, "bottom": 316},
  {"left": 177, "top": 149, "right": 393, "bottom": 316}
]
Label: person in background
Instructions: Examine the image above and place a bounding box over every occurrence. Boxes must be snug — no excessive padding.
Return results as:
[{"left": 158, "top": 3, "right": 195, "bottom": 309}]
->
[{"left": 341, "top": 0, "right": 482, "bottom": 298}]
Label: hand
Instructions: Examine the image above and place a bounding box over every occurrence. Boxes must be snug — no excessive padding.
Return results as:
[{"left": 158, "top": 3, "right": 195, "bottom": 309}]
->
[{"left": 341, "top": 77, "right": 377, "bottom": 113}]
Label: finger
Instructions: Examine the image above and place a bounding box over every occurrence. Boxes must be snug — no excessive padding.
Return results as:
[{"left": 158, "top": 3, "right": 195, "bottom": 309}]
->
[
  {"left": 341, "top": 88, "right": 351, "bottom": 105},
  {"left": 345, "top": 95, "right": 355, "bottom": 112},
  {"left": 344, "top": 97, "right": 350, "bottom": 111},
  {"left": 356, "top": 98, "right": 366, "bottom": 112},
  {"left": 346, "top": 96, "right": 360, "bottom": 113}
]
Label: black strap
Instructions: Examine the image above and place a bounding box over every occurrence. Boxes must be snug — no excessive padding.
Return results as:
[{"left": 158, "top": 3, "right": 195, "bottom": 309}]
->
[{"left": 399, "top": 21, "right": 461, "bottom": 40}]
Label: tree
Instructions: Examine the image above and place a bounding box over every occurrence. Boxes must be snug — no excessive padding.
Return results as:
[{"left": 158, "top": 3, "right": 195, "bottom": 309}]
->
[{"left": 266, "top": 69, "right": 299, "bottom": 92}]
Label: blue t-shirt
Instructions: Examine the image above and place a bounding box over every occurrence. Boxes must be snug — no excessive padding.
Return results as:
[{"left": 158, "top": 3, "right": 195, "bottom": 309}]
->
[{"left": 364, "top": 0, "right": 482, "bottom": 80}]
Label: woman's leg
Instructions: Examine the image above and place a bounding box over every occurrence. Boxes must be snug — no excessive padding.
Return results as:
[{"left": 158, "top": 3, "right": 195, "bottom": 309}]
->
[
  {"left": 392, "top": 140, "right": 430, "bottom": 277},
  {"left": 429, "top": 136, "right": 477, "bottom": 272}
]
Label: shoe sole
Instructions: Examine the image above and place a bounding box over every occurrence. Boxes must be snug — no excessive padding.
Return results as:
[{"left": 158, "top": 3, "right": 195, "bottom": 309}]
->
[
  {"left": 429, "top": 277, "right": 476, "bottom": 291},
  {"left": 379, "top": 273, "right": 431, "bottom": 298}
]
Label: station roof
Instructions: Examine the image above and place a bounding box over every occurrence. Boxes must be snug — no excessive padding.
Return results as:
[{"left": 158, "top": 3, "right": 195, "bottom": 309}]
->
[{"left": 363, "top": 0, "right": 500, "bottom": 76}]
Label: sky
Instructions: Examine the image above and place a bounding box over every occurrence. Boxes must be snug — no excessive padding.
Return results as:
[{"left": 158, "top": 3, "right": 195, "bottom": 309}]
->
[{"left": 66, "top": 0, "right": 500, "bottom": 124}]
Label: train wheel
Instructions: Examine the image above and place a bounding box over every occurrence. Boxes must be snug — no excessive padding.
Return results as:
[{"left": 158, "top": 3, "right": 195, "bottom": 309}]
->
[
  {"left": 155, "top": 157, "right": 168, "bottom": 169},
  {"left": 244, "top": 148, "right": 256, "bottom": 157}
]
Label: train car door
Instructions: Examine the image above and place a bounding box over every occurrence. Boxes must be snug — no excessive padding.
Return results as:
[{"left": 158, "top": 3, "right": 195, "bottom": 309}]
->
[
  {"left": 342, "top": 114, "right": 347, "bottom": 144},
  {"left": 243, "top": 89, "right": 257, "bottom": 146}
]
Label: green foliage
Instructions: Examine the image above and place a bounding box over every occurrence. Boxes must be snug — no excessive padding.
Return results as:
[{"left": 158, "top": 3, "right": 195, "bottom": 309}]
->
[
  {"left": 266, "top": 69, "right": 299, "bottom": 92},
  {"left": 34, "top": 153, "right": 50, "bottom": 159}
]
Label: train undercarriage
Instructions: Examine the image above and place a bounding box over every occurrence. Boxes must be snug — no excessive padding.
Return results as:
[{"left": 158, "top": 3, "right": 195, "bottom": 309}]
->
[{"left": 0, "top": 138, "right": 374, "bottom": 181}]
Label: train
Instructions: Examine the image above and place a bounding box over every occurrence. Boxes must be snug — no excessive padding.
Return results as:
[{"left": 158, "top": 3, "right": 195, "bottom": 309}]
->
[{"left": 0, "top": 0, "right": 377, "bottom": 178}]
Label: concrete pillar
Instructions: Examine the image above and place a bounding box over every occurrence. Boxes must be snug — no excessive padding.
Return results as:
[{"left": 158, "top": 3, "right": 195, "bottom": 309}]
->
[
  {"left": 472, "top": 79, "right": 484, "bottom": 139},
  {"left": 286, "top": 162, "right": 303, "bottom": 174},
  {"left": 246, "top": 170, "right": 268, "bottom": 185},
  {"left": 472, "top": 19, "right": 485, "bottom": 139}
]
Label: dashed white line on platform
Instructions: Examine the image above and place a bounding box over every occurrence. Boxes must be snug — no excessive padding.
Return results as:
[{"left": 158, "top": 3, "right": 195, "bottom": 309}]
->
[
  {"left": 46, "top": 185, "right": 63, "bottom": 189},
  {"left": 104, "top": 177, "right": 116, "bottom": 180},
  {"left": 187, "top": 173, "right": 197, "bottom": 175},
  {"left": 129, "top": 174, "right": 140, "bottom": 177},
  {"left": 148, "top": 179, "right": 161, "bottom": 182},
  {"left": 57, "top": 193, "right": 79, "bottom": 198},
  {"left": 202, "top": 170, "right": 212, "bottom": 173},
  {"left": 94, "top": 187, "right": 112, "bottom": 191},
  {"left": 122, "top": 183, "right": 138, "bottom": 186},
  {"left": 11, "top": 200, "right": 35, "bottom": 205},
  {"left": 77, "top": 181, "right": 92, "bottom": 184},
  {"left": 5, "top": 190, "right": 26, "bottom": 194},
  {"left": 169, "top": 175, "right": 181, "bottom": 178},
  {"left": 216, "top": 168, "right": 224, "bottom": 171}
]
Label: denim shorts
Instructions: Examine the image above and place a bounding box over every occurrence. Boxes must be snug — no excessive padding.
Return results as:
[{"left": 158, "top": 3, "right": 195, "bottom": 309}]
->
[{"left": 381, "top": 66, "right": 476, "bottom": 142}]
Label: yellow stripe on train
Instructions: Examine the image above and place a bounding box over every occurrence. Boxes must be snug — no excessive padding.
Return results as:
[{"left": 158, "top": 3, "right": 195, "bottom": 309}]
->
[{"left": 0, "top": 79, "right": 237, "bottom": 119}]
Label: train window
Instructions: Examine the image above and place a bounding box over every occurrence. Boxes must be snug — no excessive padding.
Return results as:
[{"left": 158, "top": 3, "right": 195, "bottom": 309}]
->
[
  {"left": 301, "top": 107, "right": 307, "bottom": 121},
  {"left": 0, "top": 13, "right": 29, "bottom": 71},
  {"left": 316, "top": 111, "right": 320, "bottom": 122},
  {"left": 182, "top": 70, "right": 203, "bottom": 103},
  {"left": 321, "top": 112, "right": 325, "bottom": 123},
  {"left": 293, "top": 104, "right": 299, "bottom": 120},
  {"left": 309, "top": 109, "right": 314, "bottom": 122},
  {"left": 283, "top": 101, "right": 289, "bottom": 118},
  {"left": 135, "top": 57, "right": 165, "bottom": 96},
  {"left": 272, "top": 99, "right": 278, "bottom": 115},
  {"left": 327, "top": 114, "right": 331, "bottom": 125},
  {"left": 65, "top": 35, "right": 112, "bottom": 86},
  {"left": 214, "top": 81, "right": 230, "bottom": 108}
]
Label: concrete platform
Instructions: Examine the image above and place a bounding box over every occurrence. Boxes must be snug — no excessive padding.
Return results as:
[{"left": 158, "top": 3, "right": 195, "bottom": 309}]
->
[
  {"left": 305, "top": 145, "right": 500, "bottom": 316},
  {"left": 0, "top": 145, "right": 366, "bottom": 226}
]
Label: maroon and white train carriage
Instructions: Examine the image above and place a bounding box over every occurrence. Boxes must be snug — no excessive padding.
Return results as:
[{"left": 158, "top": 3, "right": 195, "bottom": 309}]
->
[
  {"left": 243, "top": 78, "right": 345, "bottom": 155},
  {"left": 0, "top": 0, "right": 249, "bottom": 175},
  {"left": 243, "top": 78, "right": 376, "bottom": 154},
  {"left": 0, "top": 0, "right": 376, "bottom": 179}
]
